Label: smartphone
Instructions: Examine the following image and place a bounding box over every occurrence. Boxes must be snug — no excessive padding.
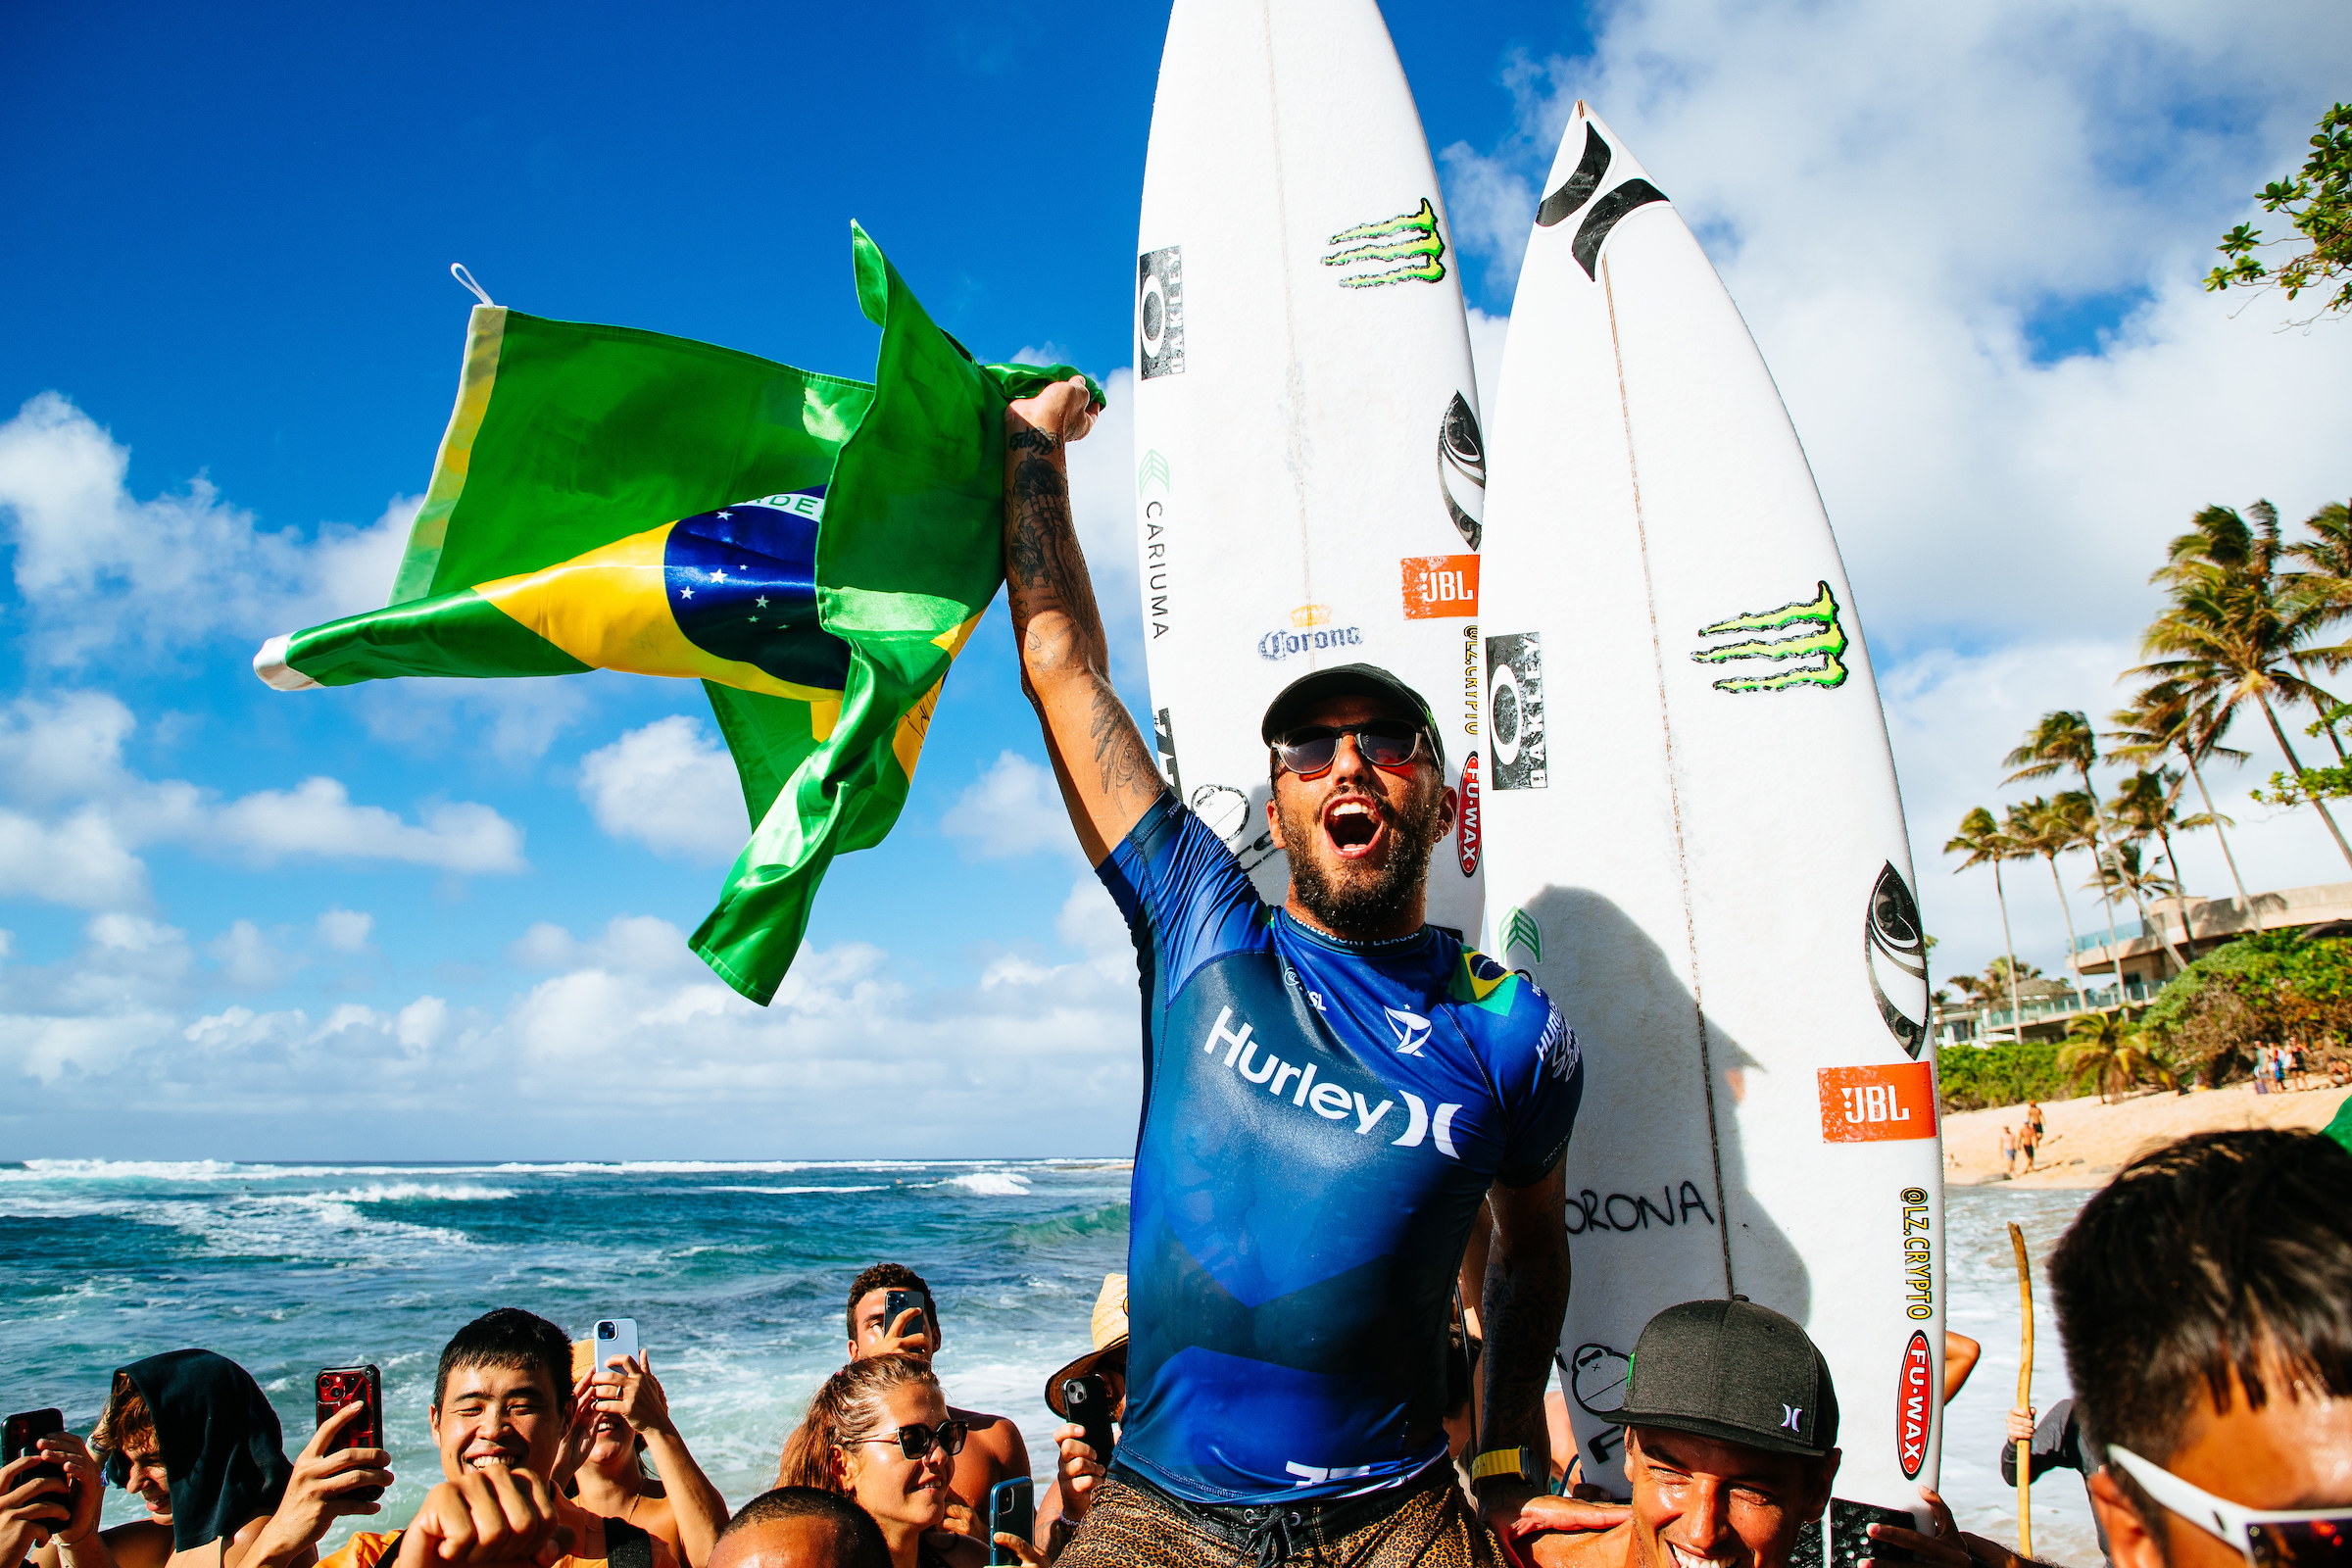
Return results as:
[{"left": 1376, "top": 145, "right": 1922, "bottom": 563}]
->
[
  {"left": 592, "top": 1318, "right": 640, "bottom": 1375},
  {"left": 1797, "top": 1497, "right": 1917, "bottom": 1568},
  {"left": 1060, "top": 1375, "right": 1116, "bottom": 1469},
  {"left": 985, "top": 1477, "right": 1033, "bottom": 1566},
  {"left": 314, "top": 1366, "right": 384, "bottom": 1504},
  {"left": 2, "top": 1408, "right": 68, "bottom": 1494},
  {"left": 881, "top": 1290, "right": 925, "bottom": 1342}
]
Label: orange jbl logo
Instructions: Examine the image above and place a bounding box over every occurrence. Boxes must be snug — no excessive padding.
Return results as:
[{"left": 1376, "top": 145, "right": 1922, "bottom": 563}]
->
[
  {"left": 1817, "top": 1063, "right": 1938, "bottom": 1142},
  {"left": 1401, "top": 555, "right": 1480, "bottom": 619}
]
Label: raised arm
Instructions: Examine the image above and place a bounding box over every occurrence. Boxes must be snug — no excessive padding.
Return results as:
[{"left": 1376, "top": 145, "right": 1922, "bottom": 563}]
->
[{"left": 1004, "top": 377, "right": 1164, "bottom": 864}]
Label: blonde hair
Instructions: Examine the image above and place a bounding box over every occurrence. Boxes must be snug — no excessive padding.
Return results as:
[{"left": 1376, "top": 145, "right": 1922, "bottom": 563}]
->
[
  {"left": 91, "top": 1373, "right": 158, "bottom": 1463},
  {"left": 776, "top": 1354, "right": 939, "bottom": 1493}
]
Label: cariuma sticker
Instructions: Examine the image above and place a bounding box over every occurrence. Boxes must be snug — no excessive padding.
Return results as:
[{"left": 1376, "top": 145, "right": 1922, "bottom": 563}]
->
[
  {"left": 1501, "top": 907, "right": 1543, "bottom": 963},
  {"left": 1691, "top": 581, "right": 1848, "bottom": 693}
]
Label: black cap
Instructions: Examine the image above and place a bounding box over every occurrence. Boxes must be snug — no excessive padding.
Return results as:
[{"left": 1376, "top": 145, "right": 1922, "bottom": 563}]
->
[
  {"left": 1609, "top": 1298, "right": 1838, "bottom": 1458},
  {"left": 1259, "top": 662, "right": 1445, "bottom": 772}
]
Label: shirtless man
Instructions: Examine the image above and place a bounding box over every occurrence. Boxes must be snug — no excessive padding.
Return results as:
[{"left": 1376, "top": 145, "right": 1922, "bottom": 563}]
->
[
  {"left": 841, "top": 1265, "right": 1028, "bottom": 1542},
  {"left": 1515, "top": 1299, "right": 1836, "bottom": 1568},
  {"left": 706, "top": 1491, "right": 887, "bottom": 1568}
]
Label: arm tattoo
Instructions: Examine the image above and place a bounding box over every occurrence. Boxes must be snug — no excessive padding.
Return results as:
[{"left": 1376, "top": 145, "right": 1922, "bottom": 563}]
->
[
  {"left": 1087, "top": 677, "right": 1161, "bottom": 800},
  {"left": 1006, "top": 427, "right": 1064, "bottom": 453},
  {"left": 1007, "top": 454, "right": 1084, "bottom": 598}
]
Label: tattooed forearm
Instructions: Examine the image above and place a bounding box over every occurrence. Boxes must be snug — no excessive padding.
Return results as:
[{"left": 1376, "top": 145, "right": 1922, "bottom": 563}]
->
[
  {"left": 1481, "top": 1207, "right": 1572, "bottom": 1459},
  {"left": 1087, "top": 676, "right": 1161, "bottom": 801}
]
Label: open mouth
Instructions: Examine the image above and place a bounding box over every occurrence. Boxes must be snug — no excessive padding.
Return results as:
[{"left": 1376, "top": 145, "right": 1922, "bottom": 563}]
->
[
  {"left": 1668, "top": 1545, "right": 1733, "bottom": 1568},
  {"left": 1322, "top": 796, "right": 1386, "bottom": 859},
  {"left": 464, "top": 1446, "right": 526, "bottom": 1471}
]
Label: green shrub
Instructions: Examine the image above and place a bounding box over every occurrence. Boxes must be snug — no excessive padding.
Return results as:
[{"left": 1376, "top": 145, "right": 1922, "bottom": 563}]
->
[
  {"left": 1936, "top": 1039, "right": 2069, "bottom": 1112},
  {"left": 2139, "top": 932, "right": 2352, "bottom": 1083}
]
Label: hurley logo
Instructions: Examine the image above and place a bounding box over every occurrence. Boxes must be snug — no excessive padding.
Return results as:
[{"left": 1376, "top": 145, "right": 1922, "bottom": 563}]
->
[
  {"left": 1780, "top": 1405, "right": 1803, "bottom": 1431},
  {"left": 1202, "top": 1005, "right": 1460, "bottom": 1156}
]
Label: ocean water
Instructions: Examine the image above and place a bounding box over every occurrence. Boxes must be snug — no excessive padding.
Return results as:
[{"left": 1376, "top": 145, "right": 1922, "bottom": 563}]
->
[{"left": 2, "top": 1160, "right": 2097, "bottom": 1563}]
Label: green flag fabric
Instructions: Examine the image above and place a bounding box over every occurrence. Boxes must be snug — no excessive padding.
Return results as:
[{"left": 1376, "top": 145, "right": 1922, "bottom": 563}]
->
[{"left": 255, "top": 225, "right": 1101, "bottom": 1004}]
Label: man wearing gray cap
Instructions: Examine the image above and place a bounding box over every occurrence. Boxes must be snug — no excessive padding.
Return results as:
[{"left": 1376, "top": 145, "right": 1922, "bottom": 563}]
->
[
  {"left": 1519, "top": 1299, "right": 1839, "bottom": 1568},
  {"left": 1000, "top": 378, "right": 1584, "bottom": 1565}
]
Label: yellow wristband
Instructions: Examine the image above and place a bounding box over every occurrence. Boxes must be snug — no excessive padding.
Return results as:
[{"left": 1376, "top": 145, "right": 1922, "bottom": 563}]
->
[{"left": 1471, "top": 1447, "right": 1533, "bottom": 1483}]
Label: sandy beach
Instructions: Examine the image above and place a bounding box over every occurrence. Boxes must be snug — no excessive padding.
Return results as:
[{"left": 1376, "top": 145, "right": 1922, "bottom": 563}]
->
[{"left": 1942, "top": 1080, "right": 2350, "bottom": 1187}]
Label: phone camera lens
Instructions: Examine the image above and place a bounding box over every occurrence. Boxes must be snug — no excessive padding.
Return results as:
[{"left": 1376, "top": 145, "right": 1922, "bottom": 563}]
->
[{"left": 598, "top": 1324, "right": 614, "bottom": 1340}]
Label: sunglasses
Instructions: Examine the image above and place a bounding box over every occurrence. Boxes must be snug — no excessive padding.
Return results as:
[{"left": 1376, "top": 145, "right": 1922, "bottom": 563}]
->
[
  {"left": 2108, "top": 1445, "right": 2352, "bottom": 1568},
  {"left": 1271, "top": 722, "right": 1432, "bottom": 779},
  {"left": 859, "top": 1420, "right": 969, "bottom": 1461}
]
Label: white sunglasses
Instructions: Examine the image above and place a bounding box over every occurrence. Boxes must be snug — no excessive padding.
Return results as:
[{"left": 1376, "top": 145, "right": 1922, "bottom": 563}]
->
[{"left": 2108, "top": 1445, "right": 2352, "bottom": 1567}]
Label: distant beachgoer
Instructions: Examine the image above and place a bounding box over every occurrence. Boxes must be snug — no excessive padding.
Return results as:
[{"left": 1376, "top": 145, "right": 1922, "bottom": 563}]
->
[
  {"left": 1035, "top": 1276, "right": 1128, "bottom": 1554},
  {"left": 569, "top": 1341, "right": 731, "bottom": 1568},
  {"left": 708, "top": 1489, "right": 888, "bottom": 1568},
  {"left": 780, "top": 1354, "right": 1031, "bottom": 1568},
  {"left": 307, "top": 1306, "right": 680, "bottom": 1568},
  {"left": 70, "top": 1351, "right": 299, "bottom": 1568},
  {"left": 835, "top": 1265, "right": 1027, "bottom": 1543},
  {"left": 2018, "top": 1118, "right": 2040, "bottom": 1173},
  {"left": 1999, "top": 1125, "right": 2017, "bottom": 1177},
  {"left": 2025, "top": 1100, "right": 2045, "bottom": 1140}
]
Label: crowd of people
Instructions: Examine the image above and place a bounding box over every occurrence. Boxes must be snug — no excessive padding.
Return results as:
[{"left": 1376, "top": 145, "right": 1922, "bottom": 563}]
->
[
  {"left": 11, "top": 379, "right": 2351, "bottom": 1568},
  {"left": 4, "top": 1127, "right": 2346, "bottom": 1568}
]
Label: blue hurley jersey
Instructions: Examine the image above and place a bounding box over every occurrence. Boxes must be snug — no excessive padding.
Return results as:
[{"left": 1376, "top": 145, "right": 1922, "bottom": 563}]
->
[{"left": 1098, "top": 795, "right": 1584, "bottom": 1505}]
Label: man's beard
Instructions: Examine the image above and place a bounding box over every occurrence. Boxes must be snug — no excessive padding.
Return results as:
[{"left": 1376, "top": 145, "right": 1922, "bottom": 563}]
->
[{"left": 1280, "top": 784, "right": 1448, "bottom": 937}]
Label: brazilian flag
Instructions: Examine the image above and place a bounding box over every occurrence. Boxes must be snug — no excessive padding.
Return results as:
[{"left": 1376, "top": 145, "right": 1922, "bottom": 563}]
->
[{"left": 256, "top": 225, "right": 1101, "bottom": 1004}]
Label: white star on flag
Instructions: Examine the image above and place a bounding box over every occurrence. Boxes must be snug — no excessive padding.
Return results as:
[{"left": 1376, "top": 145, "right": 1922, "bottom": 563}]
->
[
  {"left": 711, "top": 568, "right": 728, "bottom": 581},
  {"left": 679, "top": 587, "right": 695, "bottom": 599},
  {"left": 715, "top": 511, "right": 732, "bottom": 519},
  {"left": 755, "top": 596, "right": 769, "bottom": 608}
]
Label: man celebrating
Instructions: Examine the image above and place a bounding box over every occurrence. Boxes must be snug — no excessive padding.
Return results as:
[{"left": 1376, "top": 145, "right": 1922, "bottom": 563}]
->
[
  {"left": 1522, "top": 1299, "right": 1837, "bottom": 1568},
  {"left": 1003, "top": 379, "right": 1582, "bottom": 1565}
]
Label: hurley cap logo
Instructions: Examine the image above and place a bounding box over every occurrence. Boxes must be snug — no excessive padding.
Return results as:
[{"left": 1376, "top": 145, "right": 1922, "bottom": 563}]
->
[{"left": 1781, "top": 1405, "right": 1802, "bottom": 1431}]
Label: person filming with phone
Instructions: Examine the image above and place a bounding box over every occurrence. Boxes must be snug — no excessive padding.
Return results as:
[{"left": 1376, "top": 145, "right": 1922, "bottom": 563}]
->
[
  {"left": 569, "top": 1332, "right": 730, "bottom": 1568},
  {"left": 998, "top": 378, "right": 1583, "bottom": 1564},
  {"left": 836, "top": 1268, "right": 1027, "bottom": 1546},
  {"left": 54, "top": 1352, "right": 302, "bottom": 1568},
  {"left": 295, "top": 1307, "right": 679, "bottom": 1568},
  {"left": 3, "top": 1419, "right": 100, "bottom": 1568}
]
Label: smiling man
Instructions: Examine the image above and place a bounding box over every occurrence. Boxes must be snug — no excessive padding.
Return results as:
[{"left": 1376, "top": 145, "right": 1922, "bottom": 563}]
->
[
  {"left": 313, "top": 1308, "right": 678, "bottom": 1568},
  {"left": 1002, "top": 377, "right": 1583, "bottom": 1567},
  {"left": 1525, "top": 1300, "right": 1838, "bottom": 1568}
]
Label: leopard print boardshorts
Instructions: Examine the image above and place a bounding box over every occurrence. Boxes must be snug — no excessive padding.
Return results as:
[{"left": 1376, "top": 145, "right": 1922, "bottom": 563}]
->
[{"left": 1054, "top": 1462, "right": 1503, "bottom": 1568}]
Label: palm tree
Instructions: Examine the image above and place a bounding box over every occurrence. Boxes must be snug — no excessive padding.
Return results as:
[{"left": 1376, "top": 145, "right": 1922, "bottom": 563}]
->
[
  {"left": 2107, "top": 770, "right": 2196, "bottom": 974},
  {"left": 2284, "top": 499, "right": 2352, "bottom": 760},
  {"left": 2007, "top": 794, "right": 2089, "bottom": 1002},
  {"left": 2109, "top": 681, "right": 2259, "bottom": 926},
  {"left": 2005, "top": 711, "right": 2134, "bottom": 1001},
  {"left": 2086, "top": 835, "right": 2186, "bottom": 983},
  {"left": 2134, "top": 502, "right": 2352, "bottom": 868},
  {"left": 1946, "top": 807, "right": 2027, "bottom": 1041},
  {"left": 2057, "top": 1010, "right": 2166, "bottom": 1103}
]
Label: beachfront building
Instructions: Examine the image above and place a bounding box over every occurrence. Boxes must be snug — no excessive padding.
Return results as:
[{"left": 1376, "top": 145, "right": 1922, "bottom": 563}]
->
[{"left": 1929, "top": 878, "right": 2352, "bottom": 1049}]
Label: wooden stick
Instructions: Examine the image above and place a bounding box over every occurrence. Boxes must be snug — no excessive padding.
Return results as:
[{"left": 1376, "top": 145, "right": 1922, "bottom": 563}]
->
[{"left": 2009, "top": 1220, "right": 2034, "bottom": 1560}]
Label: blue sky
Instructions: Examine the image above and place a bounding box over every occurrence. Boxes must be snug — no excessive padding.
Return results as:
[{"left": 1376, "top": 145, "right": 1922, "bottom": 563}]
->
[{"left": 4, "top": 0, "right": 2349, "bottom": 1158}]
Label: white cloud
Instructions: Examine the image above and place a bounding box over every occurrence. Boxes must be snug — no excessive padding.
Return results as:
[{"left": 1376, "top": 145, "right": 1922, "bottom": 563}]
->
[
  {"left": 576, "top": 715, "right": 748, "bottom": 863},
  {"left": 939, "top": 751, "right": 1077, "bottom": 862},
  {"left": 0, "top": 690, "right": 527, "bottom": 905},
  {"left": 0, "top": 392, "right": 414, "bottom": 664},
  {"left": 317, "top": 908, "right": 374, "bottom": 953},
  {"left": 210, "top": 920, "right": 302, "bottom": 990},
  {"left": 352, "top": 677, "right": 596, "bottom": 765},
  {"left": 208, "top": 778, "right": 524, "bottom": 872}
]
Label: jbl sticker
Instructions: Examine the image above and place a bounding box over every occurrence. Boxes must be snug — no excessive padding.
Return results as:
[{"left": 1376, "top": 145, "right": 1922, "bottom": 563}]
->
[
  {"left": 1818, "top": 1063, "right": 1937, "bottom": 1142},
  {"left": 1402, "top": 555, "right": 1480, "bottom": 619}
]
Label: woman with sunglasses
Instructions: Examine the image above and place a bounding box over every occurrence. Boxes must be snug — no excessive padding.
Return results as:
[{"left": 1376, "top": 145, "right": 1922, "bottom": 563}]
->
[{"left": 780, "top": 1357, "right": 1041, "bottom": 1568}]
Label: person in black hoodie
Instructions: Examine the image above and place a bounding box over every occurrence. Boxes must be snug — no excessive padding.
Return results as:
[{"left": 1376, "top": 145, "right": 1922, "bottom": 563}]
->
[{"left": 58, "top": 1350, "right": 300, "bottom": 1568}]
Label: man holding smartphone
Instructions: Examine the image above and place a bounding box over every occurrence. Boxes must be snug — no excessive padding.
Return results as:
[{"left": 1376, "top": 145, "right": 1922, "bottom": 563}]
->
[
  {"left": 290, "top": 1308, "right": 681, "bottom": 1568},
  {"left": 1001, "top": 381, "right": 1581, "bottom": 1566},
  {"left": 840, "top": 1265, "right": 1031, "bottom": 1544}
]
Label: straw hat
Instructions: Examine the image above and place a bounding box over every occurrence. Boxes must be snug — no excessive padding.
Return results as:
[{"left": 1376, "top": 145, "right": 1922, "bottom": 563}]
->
[{"left": 1043, "top": 1273, "right": 1129, "bottom": 1417}]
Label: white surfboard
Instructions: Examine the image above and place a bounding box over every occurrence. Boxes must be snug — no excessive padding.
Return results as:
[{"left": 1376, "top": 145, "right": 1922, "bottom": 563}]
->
[
  {"left": 1132, "top": 0, "right": 1487, "bottom": 938},
  {"left": 1479, "top": 105, "right": 1945, "bottom": 1528}
]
